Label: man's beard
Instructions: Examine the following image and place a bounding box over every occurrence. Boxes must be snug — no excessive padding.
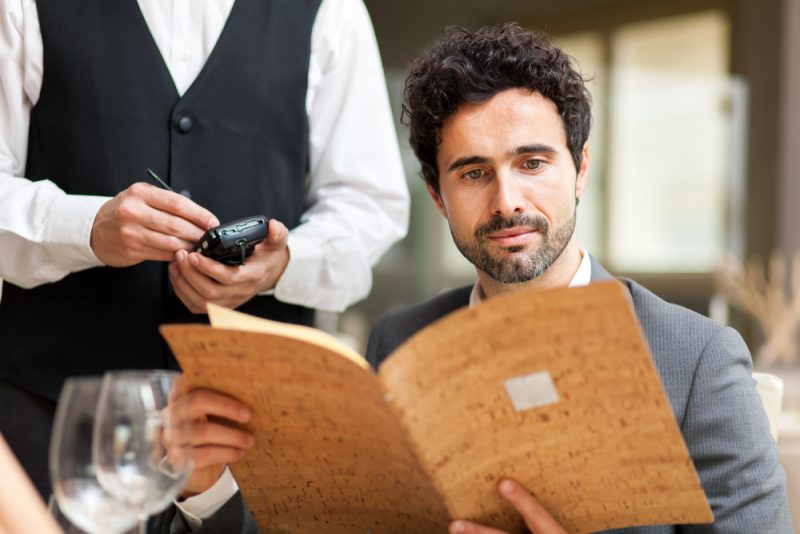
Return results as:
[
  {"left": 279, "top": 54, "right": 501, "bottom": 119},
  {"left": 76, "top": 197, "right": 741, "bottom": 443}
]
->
[{"left": 451, "top": 209, "right": 576, "bottom": 284}]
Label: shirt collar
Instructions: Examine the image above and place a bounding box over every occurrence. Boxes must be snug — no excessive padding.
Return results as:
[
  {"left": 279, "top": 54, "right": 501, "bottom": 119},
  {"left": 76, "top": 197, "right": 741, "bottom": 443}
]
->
[{"left": 468, "top": 249, "right": 592, "bottom": 308}]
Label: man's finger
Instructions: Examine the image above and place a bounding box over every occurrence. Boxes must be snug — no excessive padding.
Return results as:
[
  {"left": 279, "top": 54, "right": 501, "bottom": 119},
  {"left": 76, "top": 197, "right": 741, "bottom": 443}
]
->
[
  {"left": 192, "top": 421, "right": 255, "bottom": 450},
  {"left": 175, "top": 253, "right": 225, "bottom": 300},
  {"left": 182, "top": 389, "right": 252, "bottom": 423},
  {"left": 138, "top": 183, "right": 219, "bottom": 231},
  {"left": 169, "top": 375, "right": 191, "bottom": 404},
  {"left": 190, "top": 445, "right": 248, "bottom": 470},
  {"left": 169, "top": 265, "right": 208, "bottom": 313},
  {"left": 185, "top": 252, "right": 243, "bottom": 285},
  {"left": 259, "top": 219, "right": 289, "bottom": 250},
  {"left": 498, "top": 479, "right": 566, "bottom": 534},
  {"left": 139, "top": 228, "right": 196, "bottom": 252},
  {"left": 142, "top": 208, "right": 209, "bottom": 243},
  {"left": 448, "top": 520, "right": 506, "bottom": 534},
  {"left": 137, "top": 244, "right": 182, "bottom": 262}
]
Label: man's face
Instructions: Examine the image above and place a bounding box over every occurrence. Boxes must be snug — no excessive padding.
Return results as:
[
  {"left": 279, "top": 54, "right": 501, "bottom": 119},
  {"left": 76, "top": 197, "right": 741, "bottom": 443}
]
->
[{"left": 430, "top": 88, "right": 588, "bottom": 285}]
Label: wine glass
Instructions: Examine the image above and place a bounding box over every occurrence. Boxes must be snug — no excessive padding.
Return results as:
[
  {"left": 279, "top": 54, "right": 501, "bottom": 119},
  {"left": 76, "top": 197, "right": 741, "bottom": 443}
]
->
[
  {"left": 92, "top": 370, "right": 193, "bottom": 533},
  {"left": 49, "top": 377, "right": 140, "bottom": 534},
  {"left": 47, "top": 494, "right": 93, "bottom": 534}
]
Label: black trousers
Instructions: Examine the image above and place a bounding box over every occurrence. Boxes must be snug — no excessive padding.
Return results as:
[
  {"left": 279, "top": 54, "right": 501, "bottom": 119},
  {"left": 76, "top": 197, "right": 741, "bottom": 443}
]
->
[{"left": 0, "top": 380, "right": 56, "bottom": 499}]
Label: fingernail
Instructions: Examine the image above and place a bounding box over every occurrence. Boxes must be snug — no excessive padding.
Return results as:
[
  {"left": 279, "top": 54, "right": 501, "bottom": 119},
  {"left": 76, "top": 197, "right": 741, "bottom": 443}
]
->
[
  {"left": 177, "top": 250, "right": 187, "bottom": 262},
  {"left": 188, "top": 253, "right": 199, "bottom": 266},
  {"left": 450, "top": 521, "right": 466, "bottom": 534},
  {"left": 246, "top": 434, "right": 255, "bottom": 447},
  {"left": 239, "top": 407, "right": 251, "bottom": 420},
  {"left": 500, "top": 480, "right": 514, "bottom": 495},
  {"left": 209, "top": 216, "right": 220, "bottom": 228}
]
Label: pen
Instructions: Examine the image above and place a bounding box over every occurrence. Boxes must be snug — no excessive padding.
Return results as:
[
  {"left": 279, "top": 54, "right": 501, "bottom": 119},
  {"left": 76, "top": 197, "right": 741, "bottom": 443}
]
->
[{"left": 146, "top": 168, "right": 174, "bottom": 192}]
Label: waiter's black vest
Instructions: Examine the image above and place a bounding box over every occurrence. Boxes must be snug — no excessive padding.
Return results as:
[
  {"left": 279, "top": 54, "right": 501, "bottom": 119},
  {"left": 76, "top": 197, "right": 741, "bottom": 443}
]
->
[{"left": 0, "top": 0, "right": 322, "bottom": 400}]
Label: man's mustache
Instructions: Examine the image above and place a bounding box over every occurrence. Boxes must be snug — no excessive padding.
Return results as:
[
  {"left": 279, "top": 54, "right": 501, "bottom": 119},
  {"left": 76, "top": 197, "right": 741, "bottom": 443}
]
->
[{"left": 475, "top": 213, "right": 549, "bottom": 239}]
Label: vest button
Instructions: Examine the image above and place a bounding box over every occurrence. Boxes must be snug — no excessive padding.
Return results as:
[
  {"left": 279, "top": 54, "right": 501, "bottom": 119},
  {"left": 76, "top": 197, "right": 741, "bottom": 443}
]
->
[
  {"left": 176, "top": 116, "right": 193, "bottom": 133},
  {"left": 179, "top": 189, "right": 192, "bottom": 199}
]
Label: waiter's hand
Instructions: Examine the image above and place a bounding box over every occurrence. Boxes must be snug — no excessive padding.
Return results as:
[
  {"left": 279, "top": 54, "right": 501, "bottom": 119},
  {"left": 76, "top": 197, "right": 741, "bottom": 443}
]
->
[
  {"left": 91, "top": 182, "right": 219, "bottom": 267},
  {"left": 449, "top": 479, "right": 567, "bottom": 534},
  {"left": 169, "top": 219, "right": 290, "bottom": 314},
  {"left": 165, "top": 384, "right": 255, "bottom": 498}
]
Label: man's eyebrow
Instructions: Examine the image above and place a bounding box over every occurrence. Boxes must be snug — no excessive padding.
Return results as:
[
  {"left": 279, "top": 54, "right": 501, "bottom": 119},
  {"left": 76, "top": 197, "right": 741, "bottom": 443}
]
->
[
  {"left": 509, "top": 144, "right": 558, "bottom": 158},
  {"left": 446, "top": 145, "right": 558, "bottom": 173},
  {"left": 447, "top": 156, "right": 489, "bottom": 173}
]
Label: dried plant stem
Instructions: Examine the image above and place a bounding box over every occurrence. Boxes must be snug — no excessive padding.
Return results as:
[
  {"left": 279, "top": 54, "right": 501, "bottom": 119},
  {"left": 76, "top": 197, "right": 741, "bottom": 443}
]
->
[{"left": 715, "top": 251, "right": 800, "bottom": 365}]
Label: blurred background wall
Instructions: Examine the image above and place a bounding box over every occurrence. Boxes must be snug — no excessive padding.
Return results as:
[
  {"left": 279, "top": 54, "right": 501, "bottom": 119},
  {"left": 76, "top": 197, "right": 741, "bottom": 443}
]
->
[{"left": 329, "top": 0, "right": 800, "bottom": 373}]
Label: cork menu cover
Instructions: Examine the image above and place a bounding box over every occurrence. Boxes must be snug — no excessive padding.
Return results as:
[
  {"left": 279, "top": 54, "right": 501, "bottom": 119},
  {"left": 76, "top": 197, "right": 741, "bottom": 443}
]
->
[{"left": 160, "top": 281, "right": 713, "bottom": 533}]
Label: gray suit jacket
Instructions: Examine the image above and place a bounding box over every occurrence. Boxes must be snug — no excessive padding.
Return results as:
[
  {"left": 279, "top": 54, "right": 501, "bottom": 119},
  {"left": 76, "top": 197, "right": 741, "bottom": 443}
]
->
[{"left": 366, "top": 261, "right": 793, "bottom": 533}]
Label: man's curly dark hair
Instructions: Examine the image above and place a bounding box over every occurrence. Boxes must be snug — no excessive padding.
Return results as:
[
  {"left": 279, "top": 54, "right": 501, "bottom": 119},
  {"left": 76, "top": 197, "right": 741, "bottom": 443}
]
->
[{"left": 402, "top": 23, "right": 592, "bottom": 194}]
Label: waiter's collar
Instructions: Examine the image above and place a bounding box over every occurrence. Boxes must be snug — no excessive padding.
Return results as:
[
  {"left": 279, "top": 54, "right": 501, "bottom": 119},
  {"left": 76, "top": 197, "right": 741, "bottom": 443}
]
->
[{"left": 468, "top": 248, "right": 592, "bottom": 308}]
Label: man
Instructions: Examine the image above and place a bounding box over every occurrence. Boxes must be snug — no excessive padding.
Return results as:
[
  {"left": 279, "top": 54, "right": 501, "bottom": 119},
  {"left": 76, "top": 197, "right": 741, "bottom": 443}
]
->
[
  {"left": 0, "top": 0, "right": 408, "bottom": 498},
  {"left": 158, "top": 23, "right": 792, "bottom": 533},
  {"left": 365, "top": 23, "right": 792, "bottom": 533}
]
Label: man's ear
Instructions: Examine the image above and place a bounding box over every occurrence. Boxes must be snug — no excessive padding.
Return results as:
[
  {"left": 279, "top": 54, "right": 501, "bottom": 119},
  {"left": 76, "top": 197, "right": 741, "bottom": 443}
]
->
[
  {"left": 575, "top": 143, "right": 589, "bottom": 200},
  {"left": 425, "top": 182, "right": 448, "bottom": 218}
]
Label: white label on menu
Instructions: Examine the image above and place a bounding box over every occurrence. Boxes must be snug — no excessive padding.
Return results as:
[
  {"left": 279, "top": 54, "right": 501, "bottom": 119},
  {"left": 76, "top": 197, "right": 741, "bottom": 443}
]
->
[{"left": 503, "top": 370, "right": 559, "bottom": 412}]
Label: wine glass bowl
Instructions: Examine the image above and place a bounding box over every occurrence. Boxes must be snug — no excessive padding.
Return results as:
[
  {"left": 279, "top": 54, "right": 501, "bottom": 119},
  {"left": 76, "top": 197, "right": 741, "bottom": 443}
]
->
[
  {"left": 49, "top": 377, "right": 140, "bottom": 534},
  {"left": 92, "top": 370, "right": 193, "bottom": 518}
]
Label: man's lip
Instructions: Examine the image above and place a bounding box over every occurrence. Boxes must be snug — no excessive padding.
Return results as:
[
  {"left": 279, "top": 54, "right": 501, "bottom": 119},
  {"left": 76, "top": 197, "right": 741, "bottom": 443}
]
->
[{"left": 487, "top": 227, "right": 537, "bottom": 239}]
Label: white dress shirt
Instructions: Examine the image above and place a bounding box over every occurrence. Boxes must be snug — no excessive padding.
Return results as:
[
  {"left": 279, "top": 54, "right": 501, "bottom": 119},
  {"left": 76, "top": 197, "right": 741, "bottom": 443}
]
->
[{"left": 0, "top": 0, "right": 409, "bottom": 312}]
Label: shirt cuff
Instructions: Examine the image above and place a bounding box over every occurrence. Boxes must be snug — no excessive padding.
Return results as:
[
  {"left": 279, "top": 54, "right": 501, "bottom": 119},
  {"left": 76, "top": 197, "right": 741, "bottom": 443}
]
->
[
  {"left": 41, "top": 194, "right": 109, "bottom": 268},
  {"left": 273, "top": 231, "right": 319, "bottom": 301},
  {"left": 174, "top": 467, "right": 240, "bottom": 531}
]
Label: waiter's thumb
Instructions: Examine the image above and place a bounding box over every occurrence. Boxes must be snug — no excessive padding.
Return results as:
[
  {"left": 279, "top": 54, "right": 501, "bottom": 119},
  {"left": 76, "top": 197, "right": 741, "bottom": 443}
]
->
[{"left": 262, "top": 219, "right": 289, "bottom": 250}]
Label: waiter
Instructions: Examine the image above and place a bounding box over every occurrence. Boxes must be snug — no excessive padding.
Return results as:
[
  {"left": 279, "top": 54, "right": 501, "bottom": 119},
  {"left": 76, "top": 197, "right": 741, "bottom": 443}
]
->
[{"left": 0, "top": 0, "right": 408, "bottom": 497}]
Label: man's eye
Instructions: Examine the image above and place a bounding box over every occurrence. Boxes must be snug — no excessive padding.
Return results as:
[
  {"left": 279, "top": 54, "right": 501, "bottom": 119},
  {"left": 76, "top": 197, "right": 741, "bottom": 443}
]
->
[
  {"left": 523, "top": 159, "right": 543, "bottom": 170},
  {"left": 463, "top": 169, "right": 483, "bottom": 180}
]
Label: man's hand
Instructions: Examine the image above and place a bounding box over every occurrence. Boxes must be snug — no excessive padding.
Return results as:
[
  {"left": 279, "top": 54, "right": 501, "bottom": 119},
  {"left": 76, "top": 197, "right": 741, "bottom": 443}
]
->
[
  {"left": 91, "top": 182, "right": 219, "bottom": 267},
  {"left": 168, "top": 219, "right": 290, "bottom": 314},
  {"left": 449, "top": 479, "right": 567, "bottom": 534},
  {"left": 168, "top": 387, "right": 255, "bottom": 498}
]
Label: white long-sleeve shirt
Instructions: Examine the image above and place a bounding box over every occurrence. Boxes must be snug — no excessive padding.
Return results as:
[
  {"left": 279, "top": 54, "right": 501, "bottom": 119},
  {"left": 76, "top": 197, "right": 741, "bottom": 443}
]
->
[{"left": 0, "top": 0, "right": 409, "bottom": 312}]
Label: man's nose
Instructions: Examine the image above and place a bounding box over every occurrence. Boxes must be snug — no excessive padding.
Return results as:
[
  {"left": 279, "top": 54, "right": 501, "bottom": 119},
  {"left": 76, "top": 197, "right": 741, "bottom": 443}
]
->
[{"left": 489, "top": 170, "right": 525, "bottom": 217}]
